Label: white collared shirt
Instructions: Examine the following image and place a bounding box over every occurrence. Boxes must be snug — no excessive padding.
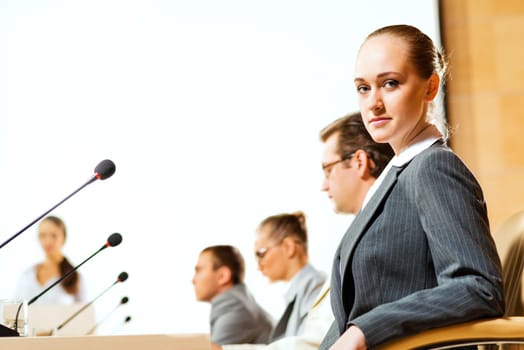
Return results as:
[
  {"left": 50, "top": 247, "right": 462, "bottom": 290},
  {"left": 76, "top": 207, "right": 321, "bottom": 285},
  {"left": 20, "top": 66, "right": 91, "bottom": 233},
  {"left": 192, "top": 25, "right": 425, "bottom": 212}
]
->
[{"left": 361, "top": 136, "right": 441, "bottom": 211}]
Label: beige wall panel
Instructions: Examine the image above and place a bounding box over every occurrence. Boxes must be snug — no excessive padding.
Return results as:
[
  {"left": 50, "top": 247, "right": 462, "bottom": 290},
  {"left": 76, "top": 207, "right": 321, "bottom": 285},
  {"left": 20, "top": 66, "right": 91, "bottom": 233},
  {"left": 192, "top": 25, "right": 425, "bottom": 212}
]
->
[
  {"left": 441, "top": 0, "right": 524, "bottom": 229},
  {"left": 442, "top": 25, "right": 472, "bottom": 95},
  {"left": 468, "top": 94, "right": 501, "bottom": 171},
  {"left": 493, "top": 0, "right": 524, "bottom": 14},
  {"left": 497, "top": 94, "right": 524, "bottom": 163},
  {"left": 467, "top": 22, "right": 497, "bottom": 93},
  {"left": 493, "top": 18, "right": 524, "bottom": 91},
  {"left": 446, "top": 96, "right": 477, "bottom": 166},
  {"left": 481, "top": 173, "right": 524, "bottom": 232}
]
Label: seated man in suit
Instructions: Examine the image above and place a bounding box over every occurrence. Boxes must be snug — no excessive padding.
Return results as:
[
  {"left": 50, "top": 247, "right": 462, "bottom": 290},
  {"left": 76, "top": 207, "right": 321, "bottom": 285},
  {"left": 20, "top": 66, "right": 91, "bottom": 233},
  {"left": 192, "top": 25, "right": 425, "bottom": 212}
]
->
[
  {"left": 193, "top": 245, "right": 273, "bottom": 345},
  {"left": 212, "top": 112, "right": 394, "bottom": 350}
]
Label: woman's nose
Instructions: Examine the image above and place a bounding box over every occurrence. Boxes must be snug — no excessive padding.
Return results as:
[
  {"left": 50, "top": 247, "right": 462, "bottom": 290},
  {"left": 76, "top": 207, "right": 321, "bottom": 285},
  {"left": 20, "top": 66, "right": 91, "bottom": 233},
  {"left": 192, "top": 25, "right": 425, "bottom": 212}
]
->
[{"left": 368, "top": 90, "right": 385, "bottom": 115}]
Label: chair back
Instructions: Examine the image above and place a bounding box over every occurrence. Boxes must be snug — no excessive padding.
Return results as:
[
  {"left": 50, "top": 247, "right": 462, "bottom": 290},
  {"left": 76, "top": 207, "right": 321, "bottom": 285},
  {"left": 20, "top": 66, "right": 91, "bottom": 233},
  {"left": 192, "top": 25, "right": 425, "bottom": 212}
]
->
[{"left": 494, "top": 211, "right": 524, "bottom": 316}]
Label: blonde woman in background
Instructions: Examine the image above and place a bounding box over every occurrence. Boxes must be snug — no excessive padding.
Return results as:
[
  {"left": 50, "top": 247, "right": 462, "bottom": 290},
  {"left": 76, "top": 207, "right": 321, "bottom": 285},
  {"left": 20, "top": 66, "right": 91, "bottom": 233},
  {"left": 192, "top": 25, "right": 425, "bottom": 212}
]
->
[{"left": 255, "top": 211, "right": 325, "bottom": 341}]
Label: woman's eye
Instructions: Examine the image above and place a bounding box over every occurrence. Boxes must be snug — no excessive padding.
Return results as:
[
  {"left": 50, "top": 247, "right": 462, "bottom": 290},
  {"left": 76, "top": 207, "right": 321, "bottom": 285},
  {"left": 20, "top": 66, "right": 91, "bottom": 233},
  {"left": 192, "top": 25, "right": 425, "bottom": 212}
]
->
[
  {"left": 384, "top": 80, "right": 399, "bottom": 88},
  {"left": 356, "top": 85, "right": 369, "bottom": 94}
]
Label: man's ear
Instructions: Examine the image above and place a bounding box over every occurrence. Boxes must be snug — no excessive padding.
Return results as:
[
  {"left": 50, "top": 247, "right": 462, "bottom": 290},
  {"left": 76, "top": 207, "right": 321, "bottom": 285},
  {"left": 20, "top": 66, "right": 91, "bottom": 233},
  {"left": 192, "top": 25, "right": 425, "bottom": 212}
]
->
[
  {"left": 216, "top": 266, "right": 232, "bottom": 286},
  {"left": 354, "top": 150, "right": 371, "bottom": 179},
  {"left": 425, "top": 73, "right": 440, "bottom": 101}
]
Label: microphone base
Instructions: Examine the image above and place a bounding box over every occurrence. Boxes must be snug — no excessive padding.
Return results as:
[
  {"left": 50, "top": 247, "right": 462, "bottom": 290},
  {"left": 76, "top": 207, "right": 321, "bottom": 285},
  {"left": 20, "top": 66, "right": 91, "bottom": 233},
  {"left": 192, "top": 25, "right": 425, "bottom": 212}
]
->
[{"left": 0, "top": 324, "right": 19, "bottom": 337}]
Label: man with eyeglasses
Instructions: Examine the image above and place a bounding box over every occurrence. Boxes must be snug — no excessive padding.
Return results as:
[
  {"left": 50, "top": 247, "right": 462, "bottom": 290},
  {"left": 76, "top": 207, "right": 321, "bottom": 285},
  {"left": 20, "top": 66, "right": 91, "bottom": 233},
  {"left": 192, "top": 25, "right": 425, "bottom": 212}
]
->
[
  {"left": 192, "top": 245, "right": 273, "bottom": 346},
  {"left": 212, "top": 112, "right": 394, "bottom": 350},
  {"left": 320, "top": 112, "right": 394, "bottom": 215}
]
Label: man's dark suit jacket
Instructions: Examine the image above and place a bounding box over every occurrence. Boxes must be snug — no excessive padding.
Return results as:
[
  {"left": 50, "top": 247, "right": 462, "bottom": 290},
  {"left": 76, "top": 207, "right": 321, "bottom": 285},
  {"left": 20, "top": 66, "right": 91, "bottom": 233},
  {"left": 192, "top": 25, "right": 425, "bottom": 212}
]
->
[{"left": 320, "top": 142, "right": 505, "bottom": 349}]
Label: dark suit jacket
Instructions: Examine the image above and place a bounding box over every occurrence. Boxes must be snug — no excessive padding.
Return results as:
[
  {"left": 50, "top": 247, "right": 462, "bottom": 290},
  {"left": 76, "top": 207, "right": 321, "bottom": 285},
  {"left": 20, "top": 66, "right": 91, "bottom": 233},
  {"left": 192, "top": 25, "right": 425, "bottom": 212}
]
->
[{"left": 320, "top": 142, "right": 505, "bottom": 349}]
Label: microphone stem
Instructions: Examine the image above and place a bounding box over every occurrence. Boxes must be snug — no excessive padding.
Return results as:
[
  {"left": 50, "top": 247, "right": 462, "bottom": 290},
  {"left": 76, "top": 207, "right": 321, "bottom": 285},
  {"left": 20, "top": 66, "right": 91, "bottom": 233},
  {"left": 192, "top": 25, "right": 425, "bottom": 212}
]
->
[
  {"left": 0, "top": 176, "right": 96, "bottom": 250},
  {"left": 57, "top": 281, "right": 118, "bottom": 331},
  {"left": 13, "top": 302, "right": 24, "bottom": 336},
  {"left": 29, "top": 245, "right": 105, "bottom": 305},
  {"left": 13, "top": 244, "right": 106, "bottom": 332},
  {"left": 86, "top": 303, "right": 121, "bottom": 335}
]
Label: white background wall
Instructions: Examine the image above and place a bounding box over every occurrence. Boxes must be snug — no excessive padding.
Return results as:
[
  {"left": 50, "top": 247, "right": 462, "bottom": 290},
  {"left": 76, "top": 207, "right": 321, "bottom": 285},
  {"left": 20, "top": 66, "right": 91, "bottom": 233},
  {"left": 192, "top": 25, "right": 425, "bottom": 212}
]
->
[{"left": 0, "top": 0, "right": 440, "bottom": 336}]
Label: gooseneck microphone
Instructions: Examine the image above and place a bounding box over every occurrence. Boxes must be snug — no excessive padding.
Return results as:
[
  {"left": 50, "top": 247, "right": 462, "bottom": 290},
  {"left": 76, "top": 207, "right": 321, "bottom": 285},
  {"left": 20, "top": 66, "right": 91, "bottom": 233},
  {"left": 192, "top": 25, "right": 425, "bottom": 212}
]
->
[
  {"left": 92, "top": 159, "right": 117, "bottom": 181},
  {"left": 55, "top": 271, "right": 129, "bottom": 332},
  {"left": 0, "top": 159, "right": 116, "bottom": 250},
  {"left": 86, "top": 296, "right": 129, "bottom": 335},
  {"left": 29, "top": 233, "right": 122, "bottom": 306},
  {"left": 12, "top": 233, "right": 123, "bottom": 333}
]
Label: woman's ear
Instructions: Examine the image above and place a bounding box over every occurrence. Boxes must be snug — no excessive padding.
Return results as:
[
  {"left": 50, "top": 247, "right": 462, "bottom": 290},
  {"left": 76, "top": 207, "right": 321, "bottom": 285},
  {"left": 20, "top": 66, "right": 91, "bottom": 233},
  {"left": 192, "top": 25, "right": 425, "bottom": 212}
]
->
[
  {"left": 282, "top": 237, "right": 297, "bottom": 258},
  {"left": 425, "top": 73, "right": 440, "bottom": 101}
]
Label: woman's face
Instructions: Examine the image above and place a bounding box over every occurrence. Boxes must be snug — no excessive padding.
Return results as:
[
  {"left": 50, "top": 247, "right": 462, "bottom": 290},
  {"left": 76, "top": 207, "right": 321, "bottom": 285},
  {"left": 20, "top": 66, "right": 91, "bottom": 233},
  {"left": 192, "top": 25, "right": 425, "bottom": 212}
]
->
[
  {"left": 254, "top": 226, "right": 287, "bottom": 282},
  {"left": 38, "top": 220, "right": 65, "bottom": 257},
  {"left": 354, "top": 34, "right": 438, "bottom": 154}
]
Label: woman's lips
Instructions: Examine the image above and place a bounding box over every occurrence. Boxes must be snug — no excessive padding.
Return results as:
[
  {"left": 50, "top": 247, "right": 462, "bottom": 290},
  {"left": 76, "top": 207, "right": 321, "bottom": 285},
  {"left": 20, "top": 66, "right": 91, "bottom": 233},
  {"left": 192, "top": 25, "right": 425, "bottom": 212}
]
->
[{"left": 369, "top": 117, "right": 391, "bottom": 126}]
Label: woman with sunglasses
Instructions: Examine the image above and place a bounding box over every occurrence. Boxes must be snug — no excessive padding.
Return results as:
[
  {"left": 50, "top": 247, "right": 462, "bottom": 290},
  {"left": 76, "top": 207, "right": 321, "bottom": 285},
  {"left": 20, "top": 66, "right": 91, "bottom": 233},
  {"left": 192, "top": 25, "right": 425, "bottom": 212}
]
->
[{"left": 254, "top": 211, "right": 326, "bottom": 341}]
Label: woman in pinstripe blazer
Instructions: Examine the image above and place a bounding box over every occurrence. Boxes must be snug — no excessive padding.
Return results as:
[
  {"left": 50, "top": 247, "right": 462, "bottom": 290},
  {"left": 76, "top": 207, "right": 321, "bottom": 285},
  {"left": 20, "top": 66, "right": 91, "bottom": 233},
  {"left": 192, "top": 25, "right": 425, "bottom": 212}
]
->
[{"left": 320, "top": 25, "right": 505, "bottom": 350}]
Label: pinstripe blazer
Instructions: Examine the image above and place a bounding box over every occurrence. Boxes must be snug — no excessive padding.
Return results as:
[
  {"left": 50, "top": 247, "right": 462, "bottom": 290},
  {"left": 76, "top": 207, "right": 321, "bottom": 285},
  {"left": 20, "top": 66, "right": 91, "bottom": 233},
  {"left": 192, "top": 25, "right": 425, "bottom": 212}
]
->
[{"left": 320, "top": 142, "right": 505, "bottom": 349}]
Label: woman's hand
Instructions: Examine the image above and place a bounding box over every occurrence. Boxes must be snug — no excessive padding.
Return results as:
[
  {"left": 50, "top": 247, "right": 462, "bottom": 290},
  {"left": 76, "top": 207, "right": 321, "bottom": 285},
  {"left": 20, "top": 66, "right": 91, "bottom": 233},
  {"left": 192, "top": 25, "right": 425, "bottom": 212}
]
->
[
  {"left": 210, "top": 342, "right": 222, "bottom": 350},
  {"left": 329, "top": 325, "right": 367, "bottom": 350}
]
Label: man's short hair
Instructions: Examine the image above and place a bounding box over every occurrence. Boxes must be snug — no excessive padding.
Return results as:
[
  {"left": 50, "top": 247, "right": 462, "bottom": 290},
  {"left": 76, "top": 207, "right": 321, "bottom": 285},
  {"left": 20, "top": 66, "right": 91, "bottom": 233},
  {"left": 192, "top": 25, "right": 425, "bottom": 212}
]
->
[
  {"left": 320, "top": 112, "right": 394, "bottom": 178},
  {"left": 202, "top": 245, "right": 245, "bottom": 285}
]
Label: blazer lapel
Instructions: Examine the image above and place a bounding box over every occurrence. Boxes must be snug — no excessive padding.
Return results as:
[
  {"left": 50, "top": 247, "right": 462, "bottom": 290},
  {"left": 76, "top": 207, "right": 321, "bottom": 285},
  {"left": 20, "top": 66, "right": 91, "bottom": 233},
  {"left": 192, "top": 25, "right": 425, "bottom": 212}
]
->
[
  {"left": 270, "top": 296, "right": 297, "bottom": 341},
  {"left": 339, "top": 166, "right": 402, "bottom": 293}
]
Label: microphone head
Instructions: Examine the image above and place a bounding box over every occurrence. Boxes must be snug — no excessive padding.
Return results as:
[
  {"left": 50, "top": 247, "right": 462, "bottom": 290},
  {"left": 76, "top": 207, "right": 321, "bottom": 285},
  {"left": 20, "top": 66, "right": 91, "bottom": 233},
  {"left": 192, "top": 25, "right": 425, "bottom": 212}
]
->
[
  {"left": 107, "top": 233, "right": 123, "bottom": 247},
  {"left": 117, "top": 271, "right": 128, "bottom": 282},
  {"left": 121, "top": 296, "right": 129, "bottom": 305},
  {"left": 124, "top": 316, "right": 132, "bottom": 323},
  {"left": 94, "top": 159, "right": 116, "bottom": 180}
]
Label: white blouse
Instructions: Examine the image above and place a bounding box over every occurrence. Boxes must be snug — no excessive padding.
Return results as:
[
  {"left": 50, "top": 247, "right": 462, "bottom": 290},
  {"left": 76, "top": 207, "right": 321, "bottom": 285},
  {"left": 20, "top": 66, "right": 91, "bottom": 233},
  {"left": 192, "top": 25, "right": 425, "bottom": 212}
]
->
[{"left": 14, "top": 265, "right": 87, "bottom": 304}]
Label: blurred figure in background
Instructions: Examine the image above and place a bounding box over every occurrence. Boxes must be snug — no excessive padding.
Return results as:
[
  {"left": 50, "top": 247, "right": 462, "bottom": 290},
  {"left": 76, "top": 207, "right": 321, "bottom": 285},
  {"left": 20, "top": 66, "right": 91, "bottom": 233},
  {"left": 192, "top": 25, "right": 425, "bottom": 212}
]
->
[
  {"left": 255, "top": 211, "right": 325, "bottom": 340},
  {"left": 14, "top": 215, "right": 87, "bottom": 304},
  {"left": 193, "top": 245, "right": 273, "bottom": 346}
]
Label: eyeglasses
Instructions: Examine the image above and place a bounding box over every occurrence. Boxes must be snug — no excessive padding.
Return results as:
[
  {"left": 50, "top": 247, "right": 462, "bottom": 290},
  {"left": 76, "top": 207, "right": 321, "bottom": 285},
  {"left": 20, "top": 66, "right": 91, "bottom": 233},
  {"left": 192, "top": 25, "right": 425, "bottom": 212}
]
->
[
  {"left": 255, "top": 243, "right": 280, "bottom": 262},
  {"left": 255, "top": 238, "right": 304, "bottom": 262},
  {"left": 254, "top": 234, "right": 288, "bottom": 262},
  {"left": 322, "top": 152, "right": 356, "bottom": 178}
]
